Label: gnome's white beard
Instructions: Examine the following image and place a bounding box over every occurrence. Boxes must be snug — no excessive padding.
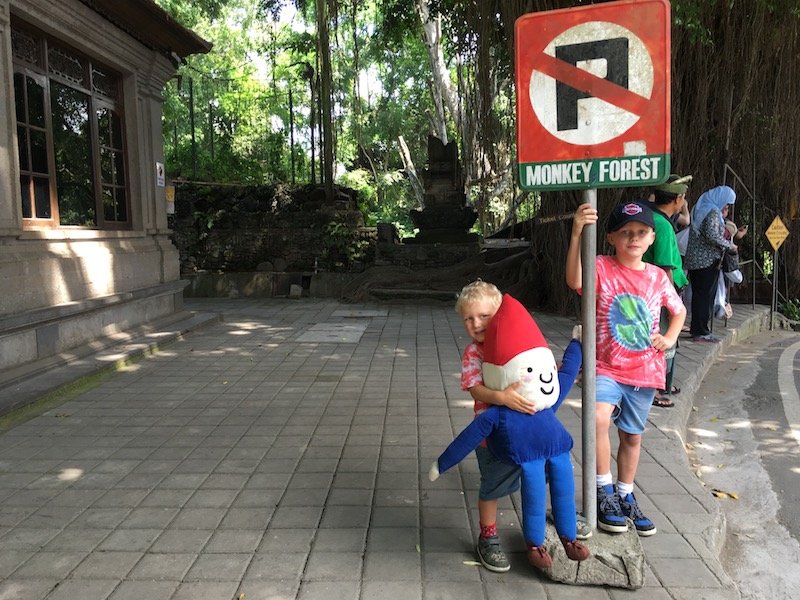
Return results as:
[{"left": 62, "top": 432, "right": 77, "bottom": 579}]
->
[{"left": 483, "top": 347, "right": 560, "bottom": 411}]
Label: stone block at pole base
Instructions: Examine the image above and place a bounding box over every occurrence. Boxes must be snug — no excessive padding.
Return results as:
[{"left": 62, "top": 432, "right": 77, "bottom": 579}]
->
[{"left": 540, "top": 520, "right": 645, "bottom": 589}]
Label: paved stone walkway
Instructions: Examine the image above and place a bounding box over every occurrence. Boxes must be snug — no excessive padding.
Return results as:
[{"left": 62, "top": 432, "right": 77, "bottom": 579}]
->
[{"left": 0, "top": 298, "right": 767, "bottom": 599}]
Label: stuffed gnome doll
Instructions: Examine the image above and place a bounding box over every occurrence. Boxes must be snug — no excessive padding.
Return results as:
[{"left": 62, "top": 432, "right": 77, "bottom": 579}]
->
[{"left": 429, "top": 294, "right": 590, "bottom": 570}]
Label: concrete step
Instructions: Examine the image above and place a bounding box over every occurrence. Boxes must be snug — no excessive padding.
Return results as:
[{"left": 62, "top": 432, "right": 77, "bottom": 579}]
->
[{"left": 0, "top": 310, "right": 220, "bottom": 418}]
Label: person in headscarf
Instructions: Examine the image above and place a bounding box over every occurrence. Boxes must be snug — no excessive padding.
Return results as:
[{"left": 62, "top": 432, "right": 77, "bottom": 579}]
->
[{"left": 683, "top": 186, "right": 737, "bottom": 342}]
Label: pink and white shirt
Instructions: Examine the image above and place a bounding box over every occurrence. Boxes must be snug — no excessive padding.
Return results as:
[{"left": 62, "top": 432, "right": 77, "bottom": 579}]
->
[{"left": 461, "top": 341, "right": 491, "bottom": 416}]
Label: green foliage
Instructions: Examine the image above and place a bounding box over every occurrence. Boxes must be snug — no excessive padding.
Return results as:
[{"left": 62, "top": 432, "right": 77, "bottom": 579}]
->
[
  {"left": 322, "top": 216, "right": 369, "bottom": 269},
  {"left": 779, "top": 299, "right": 800, "bottom": 321},
  {"left": 672, "top": 0, "right": 713, "bottom": 45},
  {"left": 763, "top": 251, "right": 774, "bottom": 276},
  {"left": 158, "top": 0, "right": 316, "bottom": 184},
  {"left": 338, "top": 168, "right": 415, "bottom": 238}
]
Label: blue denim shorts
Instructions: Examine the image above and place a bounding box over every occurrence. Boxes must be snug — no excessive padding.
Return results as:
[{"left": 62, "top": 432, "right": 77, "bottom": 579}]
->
[
  {"left": 476, "top": 445, "right": 521, "bottom": 500},
  {"left": 596, "top": 375, "right": 657, "bottom": 435}
]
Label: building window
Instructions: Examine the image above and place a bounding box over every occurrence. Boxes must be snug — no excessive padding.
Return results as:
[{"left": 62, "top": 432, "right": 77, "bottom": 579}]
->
[{"left": 11, "top": 22, "right": 129, "bottom": 229}]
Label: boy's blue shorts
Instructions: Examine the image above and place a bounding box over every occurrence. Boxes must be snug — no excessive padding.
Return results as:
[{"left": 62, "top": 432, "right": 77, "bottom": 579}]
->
[
  {"left": 476, "top": 445, "right": 521, "bottom": 500},
  {"left": 596, "top": 375, "right": 657, "bottom": 435}
]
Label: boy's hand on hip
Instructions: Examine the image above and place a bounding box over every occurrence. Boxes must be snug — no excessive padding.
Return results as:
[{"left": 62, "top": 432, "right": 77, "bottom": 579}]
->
[{"left": 650, "top": 332, "right": 676, "bottom": 352}]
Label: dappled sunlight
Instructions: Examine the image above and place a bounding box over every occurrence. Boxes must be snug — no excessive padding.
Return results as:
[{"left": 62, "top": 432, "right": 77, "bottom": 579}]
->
[
  {"left": 695, "top": 464, "right": 719, "bottom": 475},
  {"left": 225, "top": 321, "right": 294, "bottom": 334},
  {"left": 80, "top": 245, "right": 114, "bottom": 297},
  {"left": 725, "top": 420, "right": 754, "bottom": 430},
  {"left": 58, "top": 468, "right": 84, "bottom": 481},
  {"left": 452, "top": 399, "right": 473, "bottom": 409},
  {"left": 117, "top": 363, "right": 142, "bottom": 372},
  {"left": 753, "top": 420, "right": 782, "bottom": 431},
  {"left": 688, "top": 427, "right": 720, "bottom": 439}
]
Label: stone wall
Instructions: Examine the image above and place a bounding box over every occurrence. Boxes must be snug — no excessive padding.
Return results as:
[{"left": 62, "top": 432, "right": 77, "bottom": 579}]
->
[{"left": 170, "top": 183, "right": 375, "bottom": 274}]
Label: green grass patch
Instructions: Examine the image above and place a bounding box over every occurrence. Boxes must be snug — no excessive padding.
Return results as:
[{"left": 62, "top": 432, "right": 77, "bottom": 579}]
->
[{"left": 0, "top": 344, "right": 160, "bottom": 432}]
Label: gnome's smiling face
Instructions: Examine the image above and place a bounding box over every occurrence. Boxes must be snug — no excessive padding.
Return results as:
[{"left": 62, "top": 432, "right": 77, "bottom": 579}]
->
[
  {"left": 484, "top": 346, "right": 560, "bottom": 411},
  {"left": 481, "top": 294, "right": 562, "bottom": 411}
]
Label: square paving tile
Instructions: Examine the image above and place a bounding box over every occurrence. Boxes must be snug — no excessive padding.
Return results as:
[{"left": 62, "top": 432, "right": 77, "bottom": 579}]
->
[
  {"left": 108, "top": 580, "right": 180, "bottom": 600},
  {"left": 204, "top": 529, "right": 263, "bottom": 553},
  {"left": 97, "top": 528, "right": 161, "bottom": 552},
  {"left": 127, "top": 552, "right": 197, "bottom": 580},
  {"left": 170, "top": 581, "right": 239, "bottom": 600},
  {"left": 11, "top": 550, "right": 86, "bottom": 579},
  {"left": 184, "top": 553, "right": 252, "bottom": 581},
  {"left": 71, "top": 551, "right": 143, "bottom": 579}
]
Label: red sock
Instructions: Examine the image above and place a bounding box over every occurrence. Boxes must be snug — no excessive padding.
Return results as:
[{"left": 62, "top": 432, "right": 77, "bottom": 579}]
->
[{"left": 480, "top": 523, "right": 497, "bottom": 538}]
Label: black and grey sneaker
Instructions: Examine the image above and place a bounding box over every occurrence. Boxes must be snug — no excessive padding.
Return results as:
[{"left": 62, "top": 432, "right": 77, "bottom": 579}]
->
[
  {"left": 597, "top": 484, "right": 628, "bottom": 533},
  {"left": 619, "top": 492, "right": 657, "bottom": 536},
  {"left": 477, "top": 535, "right": 510, "bottom": 572},
  {"left": 576, "top": 513, "right": 592, "bottom": 540}
]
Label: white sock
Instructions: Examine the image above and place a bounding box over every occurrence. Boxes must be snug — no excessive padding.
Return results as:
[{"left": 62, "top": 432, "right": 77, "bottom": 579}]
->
[
  {"left": 596, "top": 473, "right": 613, "bottom": 488},
  {"left": 616, "top": 481, "right": 634, "bottom": 498}
]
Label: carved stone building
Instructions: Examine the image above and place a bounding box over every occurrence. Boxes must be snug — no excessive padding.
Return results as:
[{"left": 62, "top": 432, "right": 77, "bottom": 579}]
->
[{"left": 0, "top": 1, "right": 210, "bottom": 376}]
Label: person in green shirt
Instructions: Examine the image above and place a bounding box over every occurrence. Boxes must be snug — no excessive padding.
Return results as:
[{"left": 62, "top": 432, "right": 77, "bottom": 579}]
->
[{"left": 644, "top": 174, "right": 691, "bottom": 407}]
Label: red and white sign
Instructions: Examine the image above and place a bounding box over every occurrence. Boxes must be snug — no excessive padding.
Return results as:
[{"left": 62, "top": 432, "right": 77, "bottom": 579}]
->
[{"left": 515, "top": 0, "right": 671, "bottom": 190}]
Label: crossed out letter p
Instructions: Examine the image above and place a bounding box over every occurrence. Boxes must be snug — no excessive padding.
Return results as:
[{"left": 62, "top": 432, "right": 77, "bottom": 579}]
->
[{"left": 555, "top": 38, "right": 629, "bottom": 131}]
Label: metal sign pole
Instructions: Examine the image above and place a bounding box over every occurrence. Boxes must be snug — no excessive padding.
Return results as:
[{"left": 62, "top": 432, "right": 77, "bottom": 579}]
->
[
  {"left": 771, "top": 249, "right": 778, "bottom": 330},
  {"left": 581, "top": 188, "right": 598, "bottom": 528}
]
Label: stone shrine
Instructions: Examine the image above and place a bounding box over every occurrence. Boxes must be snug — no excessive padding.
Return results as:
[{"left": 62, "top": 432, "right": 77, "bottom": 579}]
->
[
  {"left": 408, "top": 135, "right": 479, "bottom": 244},
  {"left": 374, "top": 136, "right": 481, "bottom": 270}
]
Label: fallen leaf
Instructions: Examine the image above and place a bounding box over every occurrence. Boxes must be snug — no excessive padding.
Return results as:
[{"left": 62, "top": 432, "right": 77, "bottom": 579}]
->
[
  {"left": 711, "top": 488, "right": 739, "bottom": 500},
  {"left": 463, "top": 560, "right": 481, "bottom": 566},
  {"left": 709, "top": 416, "right": 719, "bottom": 422}
]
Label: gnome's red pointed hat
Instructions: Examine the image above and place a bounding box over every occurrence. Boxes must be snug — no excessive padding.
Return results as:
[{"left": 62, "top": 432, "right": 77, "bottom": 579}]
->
[
  {"left": 484, "top": 294, "right": 547, "bottom": 366},
  {"left": 483, "top": 294, "right": 558, "bottom": 410}
]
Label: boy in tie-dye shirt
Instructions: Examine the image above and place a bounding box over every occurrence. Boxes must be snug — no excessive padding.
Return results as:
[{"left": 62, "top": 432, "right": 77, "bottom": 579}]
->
[{"left": 566, "top": 201, "right": 686, "bottom": 537}]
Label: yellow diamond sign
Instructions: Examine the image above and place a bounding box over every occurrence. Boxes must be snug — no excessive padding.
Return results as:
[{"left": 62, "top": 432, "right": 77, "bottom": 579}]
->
[{"left": 765, "top": 216, "right": 789, "bottom": 251}]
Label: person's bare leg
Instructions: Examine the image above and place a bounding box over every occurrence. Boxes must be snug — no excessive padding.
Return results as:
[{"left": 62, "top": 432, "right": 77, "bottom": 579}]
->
[
  {"left": 479, "top": 498, "right": 497, "bottom": 529},
  {"left": 616, "top": 430, "right": 642, "bottom": 486},
  {"left": 596, "top": 403, "right": 615, "bottom": 476}
]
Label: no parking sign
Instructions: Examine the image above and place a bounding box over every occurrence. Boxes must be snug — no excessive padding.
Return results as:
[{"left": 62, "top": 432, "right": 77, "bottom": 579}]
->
[{"left": 516, "top": 0, "right": 671, "bottom": 190}]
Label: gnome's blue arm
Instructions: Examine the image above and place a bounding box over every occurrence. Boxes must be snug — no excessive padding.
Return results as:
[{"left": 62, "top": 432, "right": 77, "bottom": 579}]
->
[
  {"left": 436, "top": 408, "right": 500, "bottom": 474},
  {"left": 552, "top": 339, "right": 582, "bottom": 413}
]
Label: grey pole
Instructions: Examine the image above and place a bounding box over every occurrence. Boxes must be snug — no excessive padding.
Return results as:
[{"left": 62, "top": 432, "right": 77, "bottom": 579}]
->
[{"left": 581, "top": 188, "right": 598, "bottom": 528}]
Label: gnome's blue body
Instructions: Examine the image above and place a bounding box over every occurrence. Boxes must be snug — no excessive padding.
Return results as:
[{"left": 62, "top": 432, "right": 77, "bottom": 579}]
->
[{"left": 432, "top": 296, "right": 582, "bottom": 550}]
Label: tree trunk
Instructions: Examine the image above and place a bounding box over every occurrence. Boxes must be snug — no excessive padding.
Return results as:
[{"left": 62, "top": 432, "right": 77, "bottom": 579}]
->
[
  {"left": 415, "top": 0, "right": 461, "bottom": 142},
  {"left": 315, "top": 0, "right": 335, "bottom": 202},
  {"left": 398, "top": 135, "right": 425, "bottom": 209}
]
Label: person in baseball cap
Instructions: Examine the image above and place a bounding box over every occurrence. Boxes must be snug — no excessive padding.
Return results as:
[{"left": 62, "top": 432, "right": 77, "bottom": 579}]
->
[{"left": 607, "top": 201, "right": 655, "bottom": 233}]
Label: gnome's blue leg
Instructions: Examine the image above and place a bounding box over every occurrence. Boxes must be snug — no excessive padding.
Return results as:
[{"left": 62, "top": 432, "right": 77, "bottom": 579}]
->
[
  {"left": 520, "top": 460, "right": 547, "bottom": 546},
  {"left": 547, "top": 452, "right": 578, "bottom": 541}
]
